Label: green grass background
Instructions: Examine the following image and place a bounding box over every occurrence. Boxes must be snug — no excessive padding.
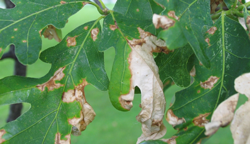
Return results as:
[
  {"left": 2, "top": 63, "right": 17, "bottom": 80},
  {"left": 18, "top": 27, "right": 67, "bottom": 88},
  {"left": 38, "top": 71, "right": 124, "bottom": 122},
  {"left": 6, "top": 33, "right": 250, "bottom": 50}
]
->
[{"left": 0, "top": 4, "right": 241, "bottom": 144}]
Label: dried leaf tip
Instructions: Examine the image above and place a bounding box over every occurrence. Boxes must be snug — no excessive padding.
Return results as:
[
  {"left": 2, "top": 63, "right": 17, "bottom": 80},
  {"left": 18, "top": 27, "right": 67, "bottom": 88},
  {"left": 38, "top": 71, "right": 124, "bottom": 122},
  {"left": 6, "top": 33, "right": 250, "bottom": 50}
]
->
[
  {"left": 37, "top": 67, "right": 65, "bottom": 91},
  {"left": 205, "top": 94, "right": 239, "bottom": 136}
]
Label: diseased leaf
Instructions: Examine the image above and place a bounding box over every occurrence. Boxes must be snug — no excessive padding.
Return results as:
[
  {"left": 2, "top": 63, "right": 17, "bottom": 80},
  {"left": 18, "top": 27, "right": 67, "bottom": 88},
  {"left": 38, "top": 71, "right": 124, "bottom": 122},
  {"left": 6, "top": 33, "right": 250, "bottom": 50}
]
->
[
  {"left": 99, "top": 1, "right": 168, "bottom": 143},
  {"left": 155, "top": 44, "right": 193, "bottom": 87},
  {"left": 154, "top": 0, "right": 213, "bottom": 68},
  {"left": 0, "top": 0, "right": 90, "bottom": 64},
  {"left": 0, "top": 19, "right": 108, "bottom": 143},
  {"left": 140, "top": 140, "right": 167, "bottom": 144},
  {"left": 166, "top": 13, "right": 250, "bottom": 143},
  {"left": 205, "top": 93, "right": 239, "bottom": 136},
  {"left": 42, "top": 25, "right": 62, "bottom": 42}
]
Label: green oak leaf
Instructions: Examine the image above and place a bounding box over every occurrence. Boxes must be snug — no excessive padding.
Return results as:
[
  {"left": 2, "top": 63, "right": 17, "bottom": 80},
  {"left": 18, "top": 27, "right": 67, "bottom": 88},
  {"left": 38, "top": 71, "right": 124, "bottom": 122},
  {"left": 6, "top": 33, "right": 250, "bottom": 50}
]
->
[
  {"left": 0, "top": 19, "right": 109, "bottom": 143},
  {"left": 155, "top": 44, "right": 193, "bottom": 87},
  {"left": 167, "top": 13, "right": 250, "bottom": 143},
  {"left": 0, "top": 0, "right": 90, "bottom": 64},
  {"left": 99, "top": 0, "right": 163, "bottom": 111},
  {"left": 154, "top": 0, "right": 213, "bottom": 68},
  {"left": 140, "top": 140, "right": 167, "bottom": 144}
]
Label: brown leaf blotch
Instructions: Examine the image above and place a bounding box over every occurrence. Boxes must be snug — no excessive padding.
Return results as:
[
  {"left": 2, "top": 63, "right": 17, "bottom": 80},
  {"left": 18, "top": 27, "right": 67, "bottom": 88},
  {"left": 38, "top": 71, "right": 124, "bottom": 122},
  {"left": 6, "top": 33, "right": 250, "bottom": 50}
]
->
[
  {"left": 162, "top": 136, "right": 178, "bottom": 144},
  {"left": 168, "top": 11, "right": 179, "bottom": 20},
  {"left": 153, "top": 14, "right": 175, "bottom": 30},
  {"left": 190, "top": 66, "right": 196, "bottom": 77},
  {"left": 0, "top": 129, "right": 6, "bottom": 143},
  {"left": 136, "top": 8, "right": 139, "bottom": 12},
  {"left": 205, "top": 38, "right": 211, "bottom": 46},
  {"left": 109, "top": 24, "right": 118, "bottom": 31},
  {"left": 22, "top": 40, "right": 27, "bottom": 43},
  {"left": 91, "top": 28, "right": 99, "bottom": 41},
  {"left": 207, "top": 26, "right": 217, "bottom": 35},
  {"left": 37, "top": 67, "right": 65, "bottom": 91},
  {"left": 14, "top": 28, "right": 18, "bottom": 31},
  {"left": 60, "top": 1, "right": 66, "bottom": 4},
  {"left": 67, "top": 36, "right": 77, "bottom": 47},
  {"left": 55, "top": 133, "right": 70, "bottom": 144},
  {"left": 200, "top": 76, "right": 219, "bottom": 89},
  {"left": 166, "top": 110, "right": 185, "bottom": 127},
  {"left": 193, "top": 113, "right": 210, "bottom": 127}
]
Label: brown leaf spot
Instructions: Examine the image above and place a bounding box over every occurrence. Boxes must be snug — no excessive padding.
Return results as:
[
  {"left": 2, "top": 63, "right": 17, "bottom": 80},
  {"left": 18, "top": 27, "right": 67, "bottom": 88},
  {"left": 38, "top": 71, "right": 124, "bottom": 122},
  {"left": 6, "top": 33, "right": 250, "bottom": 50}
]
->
[
  {"left": 166, "top": 110, "right": 185, "bottom": 127},
  {"left": 200, "top": 76, "right": 219, "bottom": 90},
  {"left": 55, "top": 133, "right": 70, "bottom": 144},
  {"left": 199, "top": 61, "right": 203, "bottom": 66},
  {"left": 190, "top": 66, "right": 196, "bottom": 77},
  {"left": 136, "top": 8, "right": 139, "bottom": 12},
  {"left": 162, "top": 136, "right": 177, "bottom": 144},
  {"left": 0, "top": 129, "right": 6, "bottom": 143},
  {"left": 22, "top": 40, "right": 27, "bottom": 43},
  {"left": 0, "top": 48, "right": 2, "bottom": 53},
  {"left": 184, "top": 127, "right": 188, "bottom": 131},
  {"left": 91, "top": 28, "right": 99, "bottom": 41},
  {"left": 164, "top": 80, "right": 171, "bottom": 87},
  {"left": 60, "top": 1, "right": 66, "bottom": 4},
  {"left": 84, "top": 26, "right": 88, "bottom": 30},
  {"left": 193, "top": 113, "right": 210, "bottom": 127},
  {"left": 197, "top": 90, "right": 201, "bottom": 93},
  {"left": 207, "top": 26, "right": 217, "bottom": 35},
  {"left": 205, "top": 38, "right": 211, "bottom": 46},
  {"left": 14, "top": 28, "right": 18, "bottom": 31},
  {"left": 67, "top": 36, "right": 77, "bottom": 47},
  {"left": 153, "top": 14, "right": 175, "bottom": 30},
  {"left": 168, "top": 11, "right": 179, "bottom": 20},
  {"left": 37, "top": 67, "right": 65, "bottom": 91},
  {"left": 11, "top": 36, "right": 14, "bottom": 39}
]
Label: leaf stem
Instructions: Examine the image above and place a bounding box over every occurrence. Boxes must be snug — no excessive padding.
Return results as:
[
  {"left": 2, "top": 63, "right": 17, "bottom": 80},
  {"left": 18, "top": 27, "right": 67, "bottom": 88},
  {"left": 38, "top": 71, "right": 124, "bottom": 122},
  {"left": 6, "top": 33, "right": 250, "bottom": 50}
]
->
[
  {"left": 237, "top": 1, "right": 250, "bottom": 11},
  {"left": 89, "top": 1, "right": 110, "bottom": 15}
]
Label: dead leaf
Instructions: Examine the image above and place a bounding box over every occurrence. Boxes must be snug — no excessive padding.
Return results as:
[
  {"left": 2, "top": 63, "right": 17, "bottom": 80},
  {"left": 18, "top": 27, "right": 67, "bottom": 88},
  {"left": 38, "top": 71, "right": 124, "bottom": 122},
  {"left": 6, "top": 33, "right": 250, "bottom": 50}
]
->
[
  {"left": 62, "top": 80, "right": 96, "bottom": 135},
  {"left": 205, "top": 94, "right": 239, "bottom": 136},
  {"left": 231, "top": 100, "right": 250, "bottom": 144},
  {"left": 119, "top": 28, "right": 167, "bottom": 144}
]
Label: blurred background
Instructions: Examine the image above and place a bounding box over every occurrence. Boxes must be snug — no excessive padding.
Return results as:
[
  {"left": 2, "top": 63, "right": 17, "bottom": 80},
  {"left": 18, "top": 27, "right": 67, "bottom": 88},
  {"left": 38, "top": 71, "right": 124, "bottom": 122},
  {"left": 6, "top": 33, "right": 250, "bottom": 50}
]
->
[{"left": 0, "top": 0, "right": 238, "bottom": 143}]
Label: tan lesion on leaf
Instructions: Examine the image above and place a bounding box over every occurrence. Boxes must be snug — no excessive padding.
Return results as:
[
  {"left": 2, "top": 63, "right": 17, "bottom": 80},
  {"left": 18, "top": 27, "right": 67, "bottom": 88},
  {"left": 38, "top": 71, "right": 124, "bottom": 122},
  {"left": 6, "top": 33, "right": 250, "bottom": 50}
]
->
[
  {"left": 205, "top": 38, "right": 211, "bottom": 46},
  {"left": 168, "top": 11, "right": 179, "bottom": 20},
  {"left": 55, "top": 133, "right": 70, "bottom": 144},
  {"left": 63, "top": 79, "right": 96, "bottom": 135},
  {"left": 0, "top": 129, "right": 6, "bottom": 143},
  {"left": 0, "top": 48, "right": 2, "bottom": 53},
  {"left": 153, "top": 14, "right": 175, "bottom": 30},
  {"left": 136, "top": 8, "right": 139, "bottom": 12},
  {"left": 109, "top": 21, "right": 118, "bottom": 31},
  {"left": 37, "top": 67, "right": 66, "bottom": 91},
  {"left": 200, "top": 76, "right": 219, "bottom": 90},
  {"left": 166, "top": 110, "right": 186, "bottom": 127},
  {"left": 22, "top": 40, "right": 27, "bottom": 43},
  {"left": 60, "top": 1, "right": 66, "bottom": 4},
  {"left": 193, "top": 113, "right": 210, "bottom": 127},
  {"left": 66, "top": 36, "right": 77, "bottom": 47},
  {"left": 190, "top": 66, "right": 196, "bottom": 77},
  {"left": 91, "top": 28, "right": 99, "bottom": 41},
  {"left": 14, "top": 28, "right": 18, "bottom": 31},
  {"left": 162, "top": 136, "right": 178, "bottom": 144},
  {"left": 84, "top": 26, "right": 88, "bottom": 30},
  {"left": 207, "top": 26, "right": 217, "bottom": 35}
]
